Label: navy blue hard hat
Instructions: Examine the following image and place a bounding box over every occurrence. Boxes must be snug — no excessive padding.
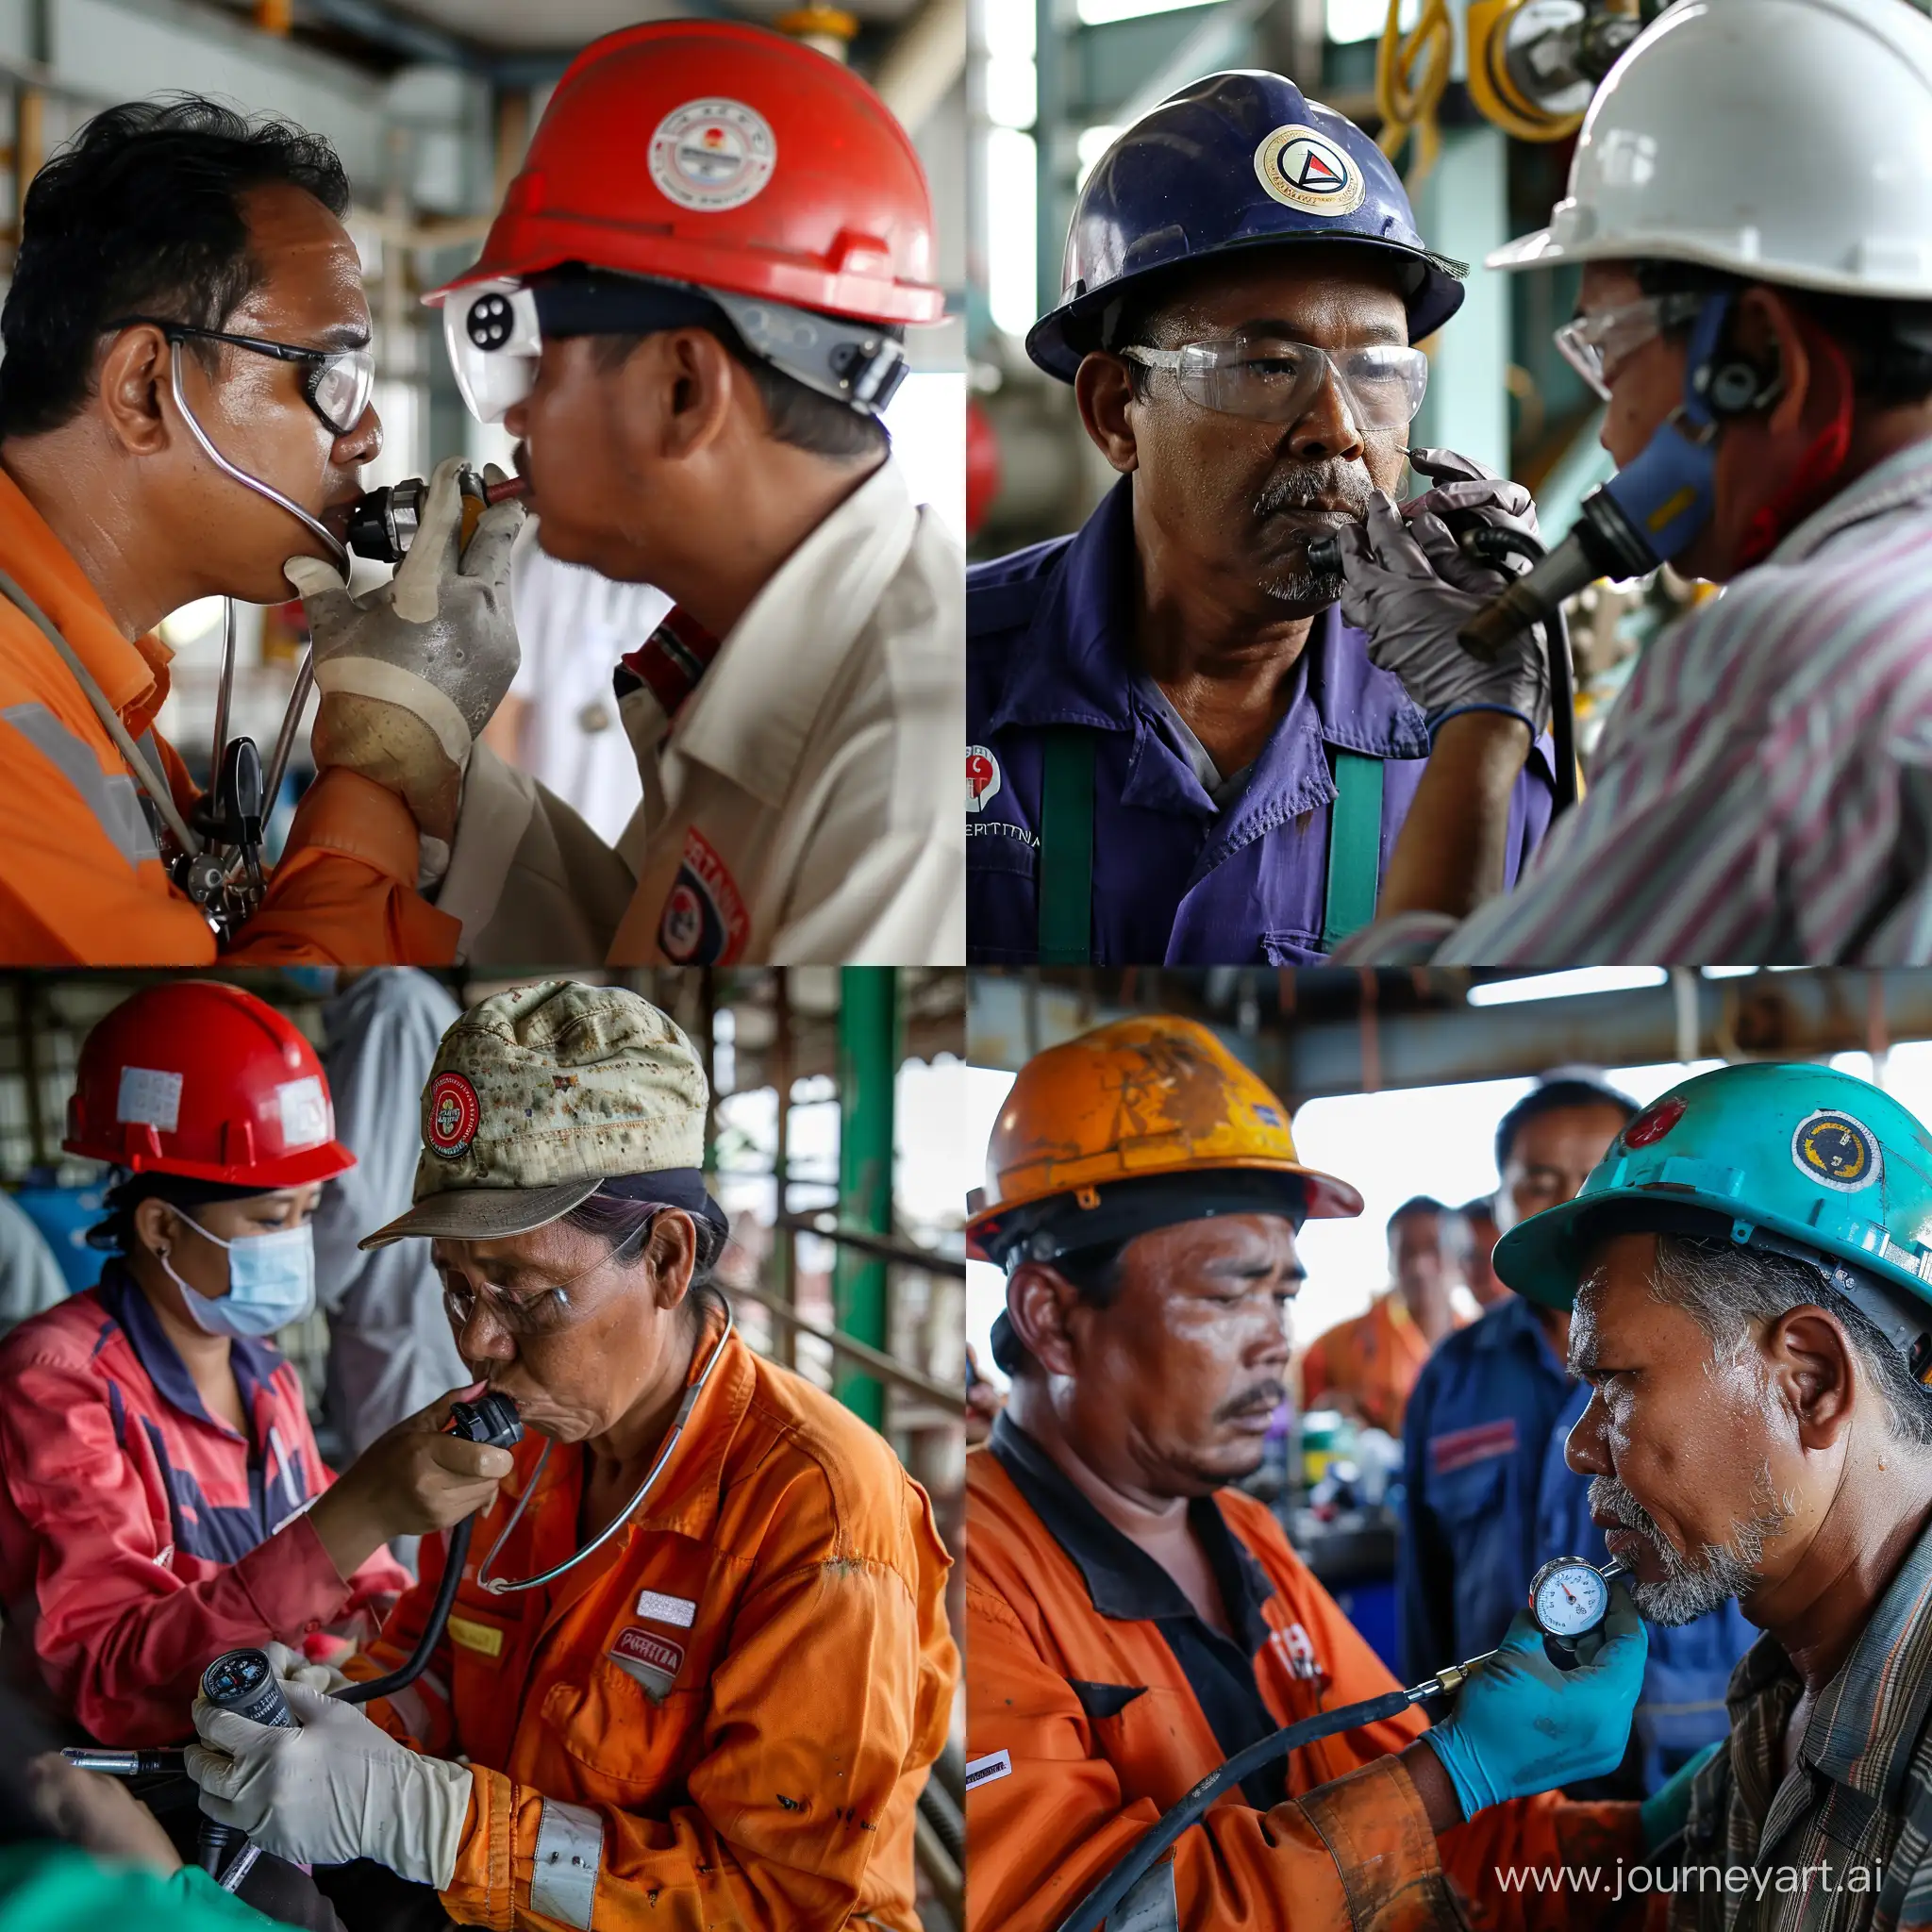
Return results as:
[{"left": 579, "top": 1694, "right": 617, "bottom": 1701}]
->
[{"left": 1027, "top": 71, "right": 1468, "bottom": 382}]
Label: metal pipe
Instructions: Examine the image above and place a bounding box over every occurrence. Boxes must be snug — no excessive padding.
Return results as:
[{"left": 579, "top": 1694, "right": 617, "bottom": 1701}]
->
[
  {"left": 776, "top": 1211, "right": 965, "bottom": 1278},
  {"left": 728, "top": 1280, "right": 964, "bottom": 1408},
  {"left": 261, "top": 648, "right": 314, "bottom": 821}
]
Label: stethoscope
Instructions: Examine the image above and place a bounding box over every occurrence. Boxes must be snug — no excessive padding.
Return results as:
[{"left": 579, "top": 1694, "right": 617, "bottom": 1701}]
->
[{"left": 472, "top": 1307, "right": 736, "bottom": 1595}]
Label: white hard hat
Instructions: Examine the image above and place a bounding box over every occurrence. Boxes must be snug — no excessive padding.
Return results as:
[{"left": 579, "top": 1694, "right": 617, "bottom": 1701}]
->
[{"left": 1487, "top": 0, "right": 1932, "bottom": 301}]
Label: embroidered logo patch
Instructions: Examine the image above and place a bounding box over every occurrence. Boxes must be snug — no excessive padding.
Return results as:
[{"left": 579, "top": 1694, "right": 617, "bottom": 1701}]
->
[
  {"left": 608, "top": 1624, "right": 686, "bottom": 1703},
  {"left": 1623, "top": 1094, "right": 1686, "bottom": 1150},
  {"left": 658, "top": 827, "right": 749, "bottom": 966},
  {"left": 425, "top": 1072, "right": 480, "bottom": 1159},
  {"left": 649, "top": 99, "right": 777, "bottom": 213},
  {"left": 1793, "top": 1109, "right": 1882, "bottom": 1191},
  {"left": 1271, "top": 1622, "right": 1324, "bottom": 1682},
  {"left": 967, "top": 744, "right": 1002, "bottom": 815},
  {"left": 964, "top": 1749, "right": 1013, "bottom": 1791},
  {"left": 1429, "top": 1417, "right": 1519, "bottom": 1475},
  {"left": 1253, "top": 124, "right": 1366, "bottom": 217}
]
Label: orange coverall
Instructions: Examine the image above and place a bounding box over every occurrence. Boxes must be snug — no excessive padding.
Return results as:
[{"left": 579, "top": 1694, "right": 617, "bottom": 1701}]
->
[
  {"left": 1299, "top": 1292, "right": 1442, "bottom": 1436},
  {"left": 347, "top": 1315, "right": 958, "bottom": 1931},
  {"left": 966, "top": 1431, "right": 1645, "bottom": 1932},
  {"left": 0, "top": 468, "right": 456, "bottom": 963}
]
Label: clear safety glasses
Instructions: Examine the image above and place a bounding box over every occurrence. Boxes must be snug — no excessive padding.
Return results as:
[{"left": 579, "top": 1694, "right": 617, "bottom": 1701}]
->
[
  {"left": 441, "top": 279, "right": 542, "bottom": 426},
  {"left": 108, "top": 316, "right": 375, "bottom": 435},
  {"left": 1554, "top": 292, "right": 1706, "bottom": 400},
  {"left": 436, "top": 1217, "right": 654, "bottom": 1340},
  {"left": 1119, "top": 336, "right": 1430, "bottom": 431}
]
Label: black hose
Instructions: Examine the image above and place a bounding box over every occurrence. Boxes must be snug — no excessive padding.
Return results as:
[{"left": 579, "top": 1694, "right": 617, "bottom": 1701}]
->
[
  {"left": 335, "top": 1516, "right": 473, "bottom": 1707},
  {"left": 1461, "top": 525, "right": 1577, "bottom": 816},
  {"left": 1047, "top": 1686, "right": 1416, "bottom": 1932},
  {"left": 919, "top": 1776, "right": 965, "bottom": 1865}
]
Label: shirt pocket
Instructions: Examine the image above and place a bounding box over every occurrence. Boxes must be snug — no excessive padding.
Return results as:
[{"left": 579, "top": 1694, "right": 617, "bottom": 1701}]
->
[
  {"left": 968, "top": 827, "right": 1041, "bottom": 964},
  {"left": 1261, "top": 930, "right": 1328, "bottom": 965},
  {"left": 541, "top": 1654, "right": 708, "bottom": 1805}
]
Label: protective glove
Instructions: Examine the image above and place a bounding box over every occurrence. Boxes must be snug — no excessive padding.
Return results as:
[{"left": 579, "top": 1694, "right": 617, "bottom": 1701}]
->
[
  {"left": 260, "top": 1640, "right": 352, "bottom": 1698},
  {"left": 290, "top": 455, "right": 524, "bottom": 846},
  {"left": 185, "top": 1677, "right": 472, "bottom": 1888},
  {"left": 1641, "top": 1737, "right": 1723, "bottom": 1854},
  {"left": 1402, "top": 446, "right": 1541, "bottom": 594},
  {"left": 1424, "top": 1581, "right": 1647, "bottom": 1819},
  {"left": 1335, "top": 488, "right": 1550, "bottom": 738}
]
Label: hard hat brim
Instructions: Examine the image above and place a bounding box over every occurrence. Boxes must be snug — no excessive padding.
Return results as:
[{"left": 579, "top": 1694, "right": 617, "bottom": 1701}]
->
[
  {"left": 62, "top": 1137, "right": 357, "bottom": 1190},
  {"left": 358, "top": 1178, "right": 606, "bottom": 1251}
]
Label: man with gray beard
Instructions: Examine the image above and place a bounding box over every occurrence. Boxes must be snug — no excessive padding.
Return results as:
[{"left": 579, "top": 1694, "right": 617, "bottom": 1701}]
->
[
  {"left": 964, "top": 71, "right": 1556, "bottom": 965},
  {"left": 1494, "top": 1058, "right": 1932, "bottom": 1926}
]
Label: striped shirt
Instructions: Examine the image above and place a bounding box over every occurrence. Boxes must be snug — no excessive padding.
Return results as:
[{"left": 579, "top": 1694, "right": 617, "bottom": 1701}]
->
[
  {"left": 1351, "top": 437, "right": 1932, "bottom": 962},
  {"left": 1665, "top": 1512, "right": 1932, "bottom": 1932}
]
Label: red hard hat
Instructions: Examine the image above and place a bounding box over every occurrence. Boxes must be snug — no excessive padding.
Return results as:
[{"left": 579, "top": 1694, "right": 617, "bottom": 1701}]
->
[
  {"left": 63, "top": 982, "right": 355, "bottom": 1189},
  {"left": 425, "top": 21, "right": 942, "bottom": 327}
]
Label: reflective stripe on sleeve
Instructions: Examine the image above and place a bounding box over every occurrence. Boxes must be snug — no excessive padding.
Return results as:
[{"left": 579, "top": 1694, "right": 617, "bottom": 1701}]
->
[
  {"left": 2, "top": 703, "right": 158, "bottom": 866},
  {"left": 530, "top": 1797, "right": 602, "bottom": 1929},
  {"left": 1107, "top": 1859, "right": 1179, "bottom": 1932}
]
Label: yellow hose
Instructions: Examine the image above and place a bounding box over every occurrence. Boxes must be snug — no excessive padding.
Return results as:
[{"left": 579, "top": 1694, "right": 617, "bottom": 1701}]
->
[{"left": 1375, "top": 0, "right": 1453, "bottom": 193}]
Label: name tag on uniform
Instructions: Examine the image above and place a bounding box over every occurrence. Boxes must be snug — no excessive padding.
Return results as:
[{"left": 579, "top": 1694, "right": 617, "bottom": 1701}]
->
[
  {"left": 447, "top": 1614, "right": 505, "bottom": 1658},
  {"left": 609, "top": 1625, "right": 686, "bottom": 1703},
  {"left": 965, "top": 1749, "right": 1012, "bottom": 1791},
  {"left": 636, "top": 1589, "right": 697, "bottom": 1628}
]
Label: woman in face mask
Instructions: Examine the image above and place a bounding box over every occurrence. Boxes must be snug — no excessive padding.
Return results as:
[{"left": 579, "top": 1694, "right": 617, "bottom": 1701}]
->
[{"left": 0, "top": 979, "right": 514, "bottom": 1769}]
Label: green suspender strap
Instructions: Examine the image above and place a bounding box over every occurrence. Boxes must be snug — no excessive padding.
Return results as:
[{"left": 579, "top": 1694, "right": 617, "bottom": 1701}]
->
[
  {"left": 1038, "top": 727, "right": 1095, "bottom": 964},
  {"left": 1320, "top": 750, "right": 1385, "bottom": 954}
]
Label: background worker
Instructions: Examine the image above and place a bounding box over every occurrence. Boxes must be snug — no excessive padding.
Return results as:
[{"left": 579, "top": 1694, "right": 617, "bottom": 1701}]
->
[
  {"left": 1492, "top": 1061, "right": 1932, "bottom": 1912},
  {"left": 186, "top": 982, "right": 958, "bottom": 1931},
  {"left": 298, "top": 23, "right": 963, "bottom": 967},
  {"left": 1457, "top": 1196, "right": 1506, "bottom": 1308},
  {"left": 1335, "top": 0, "right": 1932, "bottom": 963},
  {"left": 965, "top": 72, "right": 1553, "bottom": 967},
  {"left": 0, "top": 98, "right": 531, "bottom": 965},
  {"left": 1298, "top": 1195, "right": 1458, "bottom": 1433},
  {"left": 966, "top": 1014, "right": 1653, "bottom": 1932}
]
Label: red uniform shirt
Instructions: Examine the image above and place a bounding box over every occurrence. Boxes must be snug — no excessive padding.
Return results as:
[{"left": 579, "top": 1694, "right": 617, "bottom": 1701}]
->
[{"left": 0, "top": 1261, "right": 408, "bottom": 1745}]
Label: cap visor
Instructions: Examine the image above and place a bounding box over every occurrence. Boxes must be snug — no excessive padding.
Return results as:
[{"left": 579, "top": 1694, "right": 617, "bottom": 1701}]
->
[{"left": 358, "top": 1179, "right": 604, "bottom": 1250}]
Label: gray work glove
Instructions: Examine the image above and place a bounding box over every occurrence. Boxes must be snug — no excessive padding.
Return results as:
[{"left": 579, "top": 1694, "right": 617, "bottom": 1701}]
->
[
  {"left": 289, "top": 455, "right": 525, "bottom": 845},
  {"left": 1402, "top": 446, "right": 1541, "bottom": 594},
  {"left": 1336, "top": 487, "right": 1549, "bottom": 738}
]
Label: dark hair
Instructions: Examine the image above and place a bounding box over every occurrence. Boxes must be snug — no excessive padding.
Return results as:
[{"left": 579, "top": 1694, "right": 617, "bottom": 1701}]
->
[
  {"left": 592, "top": 324, "right": 892, "bottom": 461},
  {"left": 1494, "top": 1078, "right": 1639, "bottom": 1171},
  {"left": 989, "top": 1239, "right": 1128, "bottom": 1377},
  {"left": 1386, "top": 1195, "right": 1449, "bottom": 1239},
  {"left": 88, "top": 1171, "right": 278, "bottom": 1255},
  {"left": 560, "top": 1192, "right": 730, "bottom": 1331},
  {"left": 1632, "top": 258, "right": 1932, "bottom": 409},
  {"left": 0, "top": 94, "right": 352, "bottom": 441},
  {"left": 1457, "top": 1195, "right": 1499, "bottom": 1225}
]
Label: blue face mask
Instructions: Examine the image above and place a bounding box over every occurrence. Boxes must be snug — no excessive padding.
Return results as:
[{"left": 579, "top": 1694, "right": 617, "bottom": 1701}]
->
[{"left": 161, "top": 1214, "right": 317, "bottom": 1339}]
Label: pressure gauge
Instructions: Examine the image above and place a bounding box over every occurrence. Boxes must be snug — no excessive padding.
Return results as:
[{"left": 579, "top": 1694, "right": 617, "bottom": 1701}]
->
[{"left": 1527, "top": 1556, "right": 1620, "bottom": 1641}]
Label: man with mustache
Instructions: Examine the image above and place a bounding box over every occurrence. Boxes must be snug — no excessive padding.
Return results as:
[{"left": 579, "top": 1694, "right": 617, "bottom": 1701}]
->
[
  {"left": 965, "top": 73, "right": 1555, "bottom": 966},
  {"left": 966, "top": 1015, "right": 1656, "bottom": 1932},
  {"left": 1490, "top": 1059, "right": 1932, "bottom": 1921}
]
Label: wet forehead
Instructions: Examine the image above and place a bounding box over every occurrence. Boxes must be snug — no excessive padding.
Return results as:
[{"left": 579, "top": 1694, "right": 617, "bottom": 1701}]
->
[{"left": 227, "top": 180, "right": 370, "bottom": 341}]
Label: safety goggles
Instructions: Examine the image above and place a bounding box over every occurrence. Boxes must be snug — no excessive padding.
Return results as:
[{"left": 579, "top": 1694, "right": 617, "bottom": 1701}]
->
[
  {"left": 1554, "top": 293, "right": 1706, "bottom": 400},
  {"left": 108, "top": 316, "right": 375, "bottom": 436},
  {"left": 1118, "top": 336, "right": 1429, "bottom": 430},
  {"left": 436, "top": 1216, "right": 654, "bottom": 1340}
]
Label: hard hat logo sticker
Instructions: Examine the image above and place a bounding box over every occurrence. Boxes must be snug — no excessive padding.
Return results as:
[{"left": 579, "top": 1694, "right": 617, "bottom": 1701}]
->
[
  {"left": 1255, "top": 125, "right": 1367, "bottom": 219},
  {"left": 1623, "top": 1094, "right": 1686, "bottom": 1150},
  {"left": 1792, "top": 1109, "right": 1882, "bottom": 1191},
  {"left": 967, "top": 745, "right": 1002, "bottom": 815},
  {"left": 649, "top": 99, "right": 777, "bottom": 214},
  {"left": 426, "top": 1072, "right": 480, "bottom": 1161}
]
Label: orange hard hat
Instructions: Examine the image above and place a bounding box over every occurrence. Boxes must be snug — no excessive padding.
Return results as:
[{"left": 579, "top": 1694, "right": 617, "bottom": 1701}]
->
[
  {"left": 425, "top": 21, "right": 942, "bottom": 328},
  {"left": 63, "top": 982, "right": 354, "bottom": 1189},
  {"left": 965, "top": 1014, "right": 1361, "bottom": 1262}
]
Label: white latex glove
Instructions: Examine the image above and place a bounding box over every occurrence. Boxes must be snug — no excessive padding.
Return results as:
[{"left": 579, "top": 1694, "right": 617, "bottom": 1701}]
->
[
  {"left": 260, "top": 1640, "right": 352, "bottom": 1697},
  {"left": 290, "top": 455, "right": 524, "bottom": 844},
  {"left": 185, "top": 1677, "right": 472, "bottom": 1888},
  {"left": 1336, "top": 489, "right": 1550, "bottom": 737}
]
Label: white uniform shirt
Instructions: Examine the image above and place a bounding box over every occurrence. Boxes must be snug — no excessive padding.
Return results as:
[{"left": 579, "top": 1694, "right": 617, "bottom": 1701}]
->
[{"left": 609, "top": 458, "right": 965, "bottom": 965}]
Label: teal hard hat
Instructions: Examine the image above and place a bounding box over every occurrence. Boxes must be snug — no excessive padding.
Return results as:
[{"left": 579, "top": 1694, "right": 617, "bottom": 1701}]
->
[{"left": 1494, "top": 1061, "right": 1932, "bottom": 1349}]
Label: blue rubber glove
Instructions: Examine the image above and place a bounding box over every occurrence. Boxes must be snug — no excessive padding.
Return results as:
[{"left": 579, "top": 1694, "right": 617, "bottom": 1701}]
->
[
  {"left": 1641, "top": 1738, "right": 1724, "bottom": 1853},
  {"left": 1424, "top": 1580, "right": 1648, "bottom": 1819}
]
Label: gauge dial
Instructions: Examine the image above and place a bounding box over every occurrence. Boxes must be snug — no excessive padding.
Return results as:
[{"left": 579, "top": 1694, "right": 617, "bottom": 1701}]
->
[{"left": 1528, "top": 1557, "right": 1610, "bottom": 1640}]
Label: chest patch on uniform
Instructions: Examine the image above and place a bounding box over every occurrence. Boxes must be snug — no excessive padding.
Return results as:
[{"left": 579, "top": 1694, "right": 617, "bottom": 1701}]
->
[
  {"left": 658, "top": 826, "right": 748, "bottom": 966},
  {"left": 609, "top": 1625, "right": 686, "bottom": 1702},
  {"left": 447, "top": 1613, "right": 505, "bottom": 1658},
  {"left": 964, "top": 1749, "right": 1013, "bottom": 1791},
  {"left": 967, "top": 744, "right": 1001, "bottom": 814},
  {"left": 1430, "top": 1418, "right": 1519, "bottom": 1474},
  {"left": 1269, "top": 1622, "right": 1324, "bottom": 1681},
  {"left": 636, "top": 1589, "right": 697, "bottom": 1628}
]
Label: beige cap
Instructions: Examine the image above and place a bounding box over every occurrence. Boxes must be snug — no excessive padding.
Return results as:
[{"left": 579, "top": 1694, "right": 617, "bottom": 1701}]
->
[{"left": 359, "top": 980, "right": 708, "bottom": 1249}]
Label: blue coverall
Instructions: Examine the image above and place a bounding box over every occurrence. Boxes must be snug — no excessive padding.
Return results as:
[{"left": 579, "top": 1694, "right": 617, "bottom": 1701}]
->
[
  {"left": 1399, "top": 1293, "right": 1754, "bottom": 1792},
  {"left": 967, "top": 478, "right": 1555, "bottom": 964}
]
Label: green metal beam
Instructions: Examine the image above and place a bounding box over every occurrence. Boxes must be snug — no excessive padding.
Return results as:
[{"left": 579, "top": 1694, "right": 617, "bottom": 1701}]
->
[{"left": 833, "top": 968, "right": 899, "bottom": 1427}]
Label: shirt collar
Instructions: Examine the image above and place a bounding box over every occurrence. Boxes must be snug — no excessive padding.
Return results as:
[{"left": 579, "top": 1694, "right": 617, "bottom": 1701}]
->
[
  {"left": 1769, "top": 436, "right": 1932, "bottom": 566},
  {"left": 1472, "top": 1291, "right": 1570, "bottom": 1374},
  {"left": 988, "top": 476, "right": 1428, "bottom": 759},
  {"left": 1799, "top": 1509, "right": 1932, "bottom": 1803},
  {"left": 94, "top": 1258, "right": 278, "bottom": 1441},
  {"left": 0, "top": 464, "right": 175, "bottom": 732},
  {"left": 988, "top": 1411, "right": 1275, "bottom": 1645},
  {"left": 667, "top": 459, "right": 921, "bottom": 808}
]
